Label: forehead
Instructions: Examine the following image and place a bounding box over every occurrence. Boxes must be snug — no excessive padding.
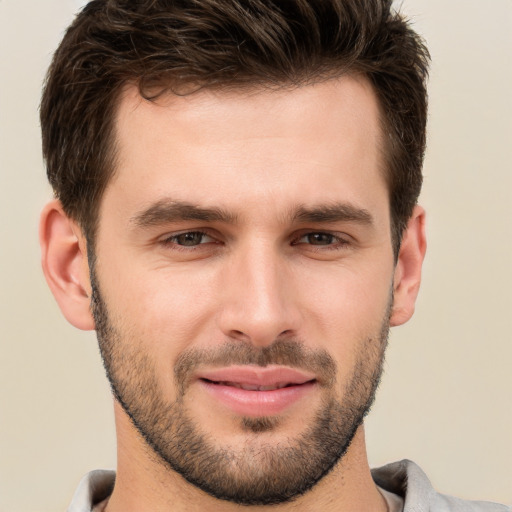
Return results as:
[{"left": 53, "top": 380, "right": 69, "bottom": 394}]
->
[
  {"left": 106, "top": 76, "right": 387, "bottom": 224},
  {"left": 115, "top": 76, "right": 383, "bottom": 153}
]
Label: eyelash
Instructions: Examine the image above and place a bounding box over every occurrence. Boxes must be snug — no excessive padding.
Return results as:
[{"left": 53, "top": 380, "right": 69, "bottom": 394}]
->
[
  {"left": 159, "top": 230, "right": 351, "bottom": 252},
  {"left": 160, "top": 230, "right": 215, "bottom": 250},
  {"left": 292, "top": 232, "right": 350, "bottom": 250}
]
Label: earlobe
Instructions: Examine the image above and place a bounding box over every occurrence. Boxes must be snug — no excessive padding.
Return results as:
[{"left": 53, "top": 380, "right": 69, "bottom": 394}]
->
[
  {"left": 39, "top": 200, "right": 95, "bottom": 330},
  {"left": 390, "top": 205, "right": 427, "bottom": 327}
]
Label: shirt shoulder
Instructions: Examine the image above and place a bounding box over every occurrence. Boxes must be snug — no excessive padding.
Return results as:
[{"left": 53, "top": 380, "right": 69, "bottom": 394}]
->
[
  {"left": 372, "top": 460, "right": 510, "bottom": 512},
  {"left": 67, "top": 469, "right": 115, "bottom": 512},
  {"left": 432, "top": 492, "right": 511, "bottom": 512}
]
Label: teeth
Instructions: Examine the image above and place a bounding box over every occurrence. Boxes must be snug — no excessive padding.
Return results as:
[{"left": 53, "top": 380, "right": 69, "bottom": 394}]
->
[
  {"left": 241, "top": 384, "right": 261, "bottom": 391},
  {"left": 216, "top": 381, "right": 291, "bottom": 391}
]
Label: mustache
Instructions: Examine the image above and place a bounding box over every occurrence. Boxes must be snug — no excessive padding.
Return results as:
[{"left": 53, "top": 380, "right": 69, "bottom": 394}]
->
[{"left": 174, "top": 339, "right": 337, "bottom": 395}]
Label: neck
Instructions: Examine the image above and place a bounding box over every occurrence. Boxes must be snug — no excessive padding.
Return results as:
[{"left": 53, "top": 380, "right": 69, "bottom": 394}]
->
[{"left": 105, "top": 403, "right": 387, "bottom": 512}]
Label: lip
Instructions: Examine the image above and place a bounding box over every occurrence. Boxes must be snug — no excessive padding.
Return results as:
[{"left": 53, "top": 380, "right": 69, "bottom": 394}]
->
[{"left": 196, "top": 365, "right": 317, "bottom": 417}]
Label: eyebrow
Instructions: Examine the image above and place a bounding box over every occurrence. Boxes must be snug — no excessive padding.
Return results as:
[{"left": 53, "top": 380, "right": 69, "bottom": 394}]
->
[
  {"left": 292, "top": 203, "right": 374, "bottom": 225},
  {"left": 131, "top": 199, "right": 238, "bottom": 228},
  {"left": 130, "top": 199, "right": 373, "bottom": 229}
]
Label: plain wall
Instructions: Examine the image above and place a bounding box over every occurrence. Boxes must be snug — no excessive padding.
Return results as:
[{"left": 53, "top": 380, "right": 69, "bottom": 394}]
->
[{"left": 0, "top": 1, "right": 510, "bottom": 510}]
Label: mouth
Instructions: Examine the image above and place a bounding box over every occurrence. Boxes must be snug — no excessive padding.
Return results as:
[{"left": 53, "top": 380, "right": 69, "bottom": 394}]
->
[
  {"left": 195, "top": 366, "right": 318, "bottom": 417},
  {"left": 201, "top": 380, "right": 302, "bottom": 391}
]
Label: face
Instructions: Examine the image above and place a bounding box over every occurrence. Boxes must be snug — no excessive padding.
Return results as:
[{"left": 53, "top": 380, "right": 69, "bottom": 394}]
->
[{"left": 92, "top": 77, "right": 397, "bottom": 505}]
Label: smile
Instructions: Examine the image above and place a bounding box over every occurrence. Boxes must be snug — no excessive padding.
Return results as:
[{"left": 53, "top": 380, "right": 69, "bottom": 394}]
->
[
  {"left": 204, "top": 380, "right": 297, "bottom": 391},
  {"left": 196, "top": 366, "right": 318, "bottom": 417}
]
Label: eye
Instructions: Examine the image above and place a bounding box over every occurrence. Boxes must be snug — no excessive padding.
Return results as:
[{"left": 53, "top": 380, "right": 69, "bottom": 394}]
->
[
  {"left": 290, "top": 231, "right": 355, "bottom": 258},
  {"left": 294, "top": 232, "right": 347, "bottom": 247},
  {"left": 298, "top": 232, "right": 337, "bottom": 246},
  {"left": 162, "top": 231, "right": 215, "bottom": 247}
]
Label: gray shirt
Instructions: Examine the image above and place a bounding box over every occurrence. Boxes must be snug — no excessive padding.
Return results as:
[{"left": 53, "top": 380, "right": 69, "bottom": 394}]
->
[
  {"left": 371, "top": 460, "right": 510, "bottom": 512},
  {"left": 67, "top": 459, "right": 510, "bottom": 512}
]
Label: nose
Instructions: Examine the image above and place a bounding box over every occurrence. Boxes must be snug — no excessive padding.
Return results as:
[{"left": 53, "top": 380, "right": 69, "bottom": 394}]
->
[{"left": 217, "top": 242, "right": 302, "bottom": 347}]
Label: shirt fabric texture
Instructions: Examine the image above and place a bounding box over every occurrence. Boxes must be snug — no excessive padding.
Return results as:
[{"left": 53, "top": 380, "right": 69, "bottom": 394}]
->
[{"left": 67, "top": 459, "right": 510, "bottom": 512}]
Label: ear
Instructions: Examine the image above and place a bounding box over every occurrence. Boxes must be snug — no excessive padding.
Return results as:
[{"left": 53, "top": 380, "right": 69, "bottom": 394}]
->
[
  {"left": 39, "top": 199, "right": 95, "bottom": 330},
  {"left": 390, "top": 205, "right": 427, "bottom": 327}
]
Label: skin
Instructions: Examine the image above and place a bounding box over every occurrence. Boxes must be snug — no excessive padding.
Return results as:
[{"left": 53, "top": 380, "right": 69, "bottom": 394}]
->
[{"left": 40, "top": 75, "right": 426, "bottom": 511}]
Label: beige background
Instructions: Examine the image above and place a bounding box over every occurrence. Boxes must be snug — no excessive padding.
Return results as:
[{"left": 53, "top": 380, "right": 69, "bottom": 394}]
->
[{"left": 0, "top": 1, "right": 511, "bottom": 511}]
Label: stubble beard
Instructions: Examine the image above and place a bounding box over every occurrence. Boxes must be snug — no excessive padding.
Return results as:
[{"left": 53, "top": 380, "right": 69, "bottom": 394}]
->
[{"left": 90, "top": 271, "right": 390, "bottom": 506}]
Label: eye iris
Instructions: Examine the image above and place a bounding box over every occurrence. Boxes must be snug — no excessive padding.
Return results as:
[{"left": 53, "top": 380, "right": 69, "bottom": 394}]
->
[
  {"left": 308, "top": 233, "right": 334, "bottom": 245},
  {"left": 176, "top": 232, "right": 203, "bottom": 246}
]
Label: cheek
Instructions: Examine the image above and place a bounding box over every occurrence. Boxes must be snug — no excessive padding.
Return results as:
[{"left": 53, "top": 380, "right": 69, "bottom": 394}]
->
[
  {"left": 294, "top": 261, "right": 392, "bottom": 380},
  {"left": 97, "top": 237, "right": 394, "bottom": 368},
  {"left": 101, "top": 263, "right": 219, "bottom": 354},
  {"left": 296, "top": 260, "right": 393, "bottom": 329}
]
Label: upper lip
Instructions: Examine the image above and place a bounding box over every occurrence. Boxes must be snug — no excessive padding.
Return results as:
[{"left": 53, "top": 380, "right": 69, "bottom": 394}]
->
[{"left": 196, "top": 365, "right": 317, "bottom": 391}]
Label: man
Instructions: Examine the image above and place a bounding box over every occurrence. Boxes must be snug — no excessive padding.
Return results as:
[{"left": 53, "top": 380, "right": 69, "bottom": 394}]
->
[{"left": 38, "top": 1, "right": 508, "bottom": 511}]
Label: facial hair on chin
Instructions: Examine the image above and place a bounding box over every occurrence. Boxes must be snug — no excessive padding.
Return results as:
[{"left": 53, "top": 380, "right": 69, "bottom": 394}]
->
[{"left": 90, "top": 269, "right": 391, "bottom": 506}]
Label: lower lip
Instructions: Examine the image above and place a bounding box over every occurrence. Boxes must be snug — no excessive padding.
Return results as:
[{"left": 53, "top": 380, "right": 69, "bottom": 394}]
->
[{"left": 199, "top": 380, "right": 317, "bottom": 417}]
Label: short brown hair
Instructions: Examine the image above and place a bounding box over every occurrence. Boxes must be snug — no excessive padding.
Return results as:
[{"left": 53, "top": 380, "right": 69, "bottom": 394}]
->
[{"left": 41, "top": 0, "right": 429, "bottom": 254}]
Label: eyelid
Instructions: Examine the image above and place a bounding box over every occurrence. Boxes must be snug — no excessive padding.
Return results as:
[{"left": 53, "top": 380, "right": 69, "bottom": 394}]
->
[
  {"left": 159, "top": 229, "right": 218, "bottom": 247},
  {"left": 291, "top": 230, "right": 352, "bottom": 246},
  {"left": 156, "top": 228, "right": 353, "bottom": 252}
]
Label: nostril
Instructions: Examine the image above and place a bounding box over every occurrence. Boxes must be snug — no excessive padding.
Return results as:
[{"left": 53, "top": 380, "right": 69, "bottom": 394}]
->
[{"left": 228, "top": 329, "right": 251, "bottom": 342}]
